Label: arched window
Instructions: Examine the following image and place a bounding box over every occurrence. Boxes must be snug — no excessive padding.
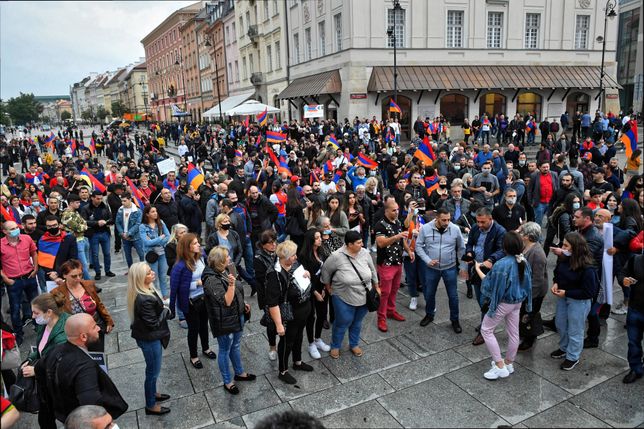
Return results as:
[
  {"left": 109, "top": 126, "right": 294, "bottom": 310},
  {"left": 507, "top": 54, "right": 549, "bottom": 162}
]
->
[
  {"left": 479, "top": 92, "right": 506, "bottom": 118},
  {"left": 440, "top": 93, "right": 468, "bottom": 125},
  {"left": 516, "top": 92, "right": 542, "bottom": 120}
]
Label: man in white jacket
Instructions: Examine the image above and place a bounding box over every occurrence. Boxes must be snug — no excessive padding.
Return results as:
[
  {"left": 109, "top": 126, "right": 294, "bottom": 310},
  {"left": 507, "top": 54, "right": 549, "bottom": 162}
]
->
[{"left": 415, "top": 208, "right": 466, "bottom": 333}]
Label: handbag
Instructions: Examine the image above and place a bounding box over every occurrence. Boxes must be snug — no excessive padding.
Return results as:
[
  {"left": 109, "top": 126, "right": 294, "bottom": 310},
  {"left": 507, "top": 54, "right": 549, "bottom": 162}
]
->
[
  {"left": 344, "top": 254, "right": 380, "bottom": 312},
  {"left": 9, "top": 363, "right": 40, "bottom": 413},
  {"left": 145, "top": 251, "right": 159, "bottom": 264},
  {"left": 259, "top": 271, "right": 294, "bottom": 326}
]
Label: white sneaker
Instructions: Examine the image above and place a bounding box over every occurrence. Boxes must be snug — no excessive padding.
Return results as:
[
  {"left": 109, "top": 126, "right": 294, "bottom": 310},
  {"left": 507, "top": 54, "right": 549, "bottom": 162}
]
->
[
  {"left": 611, "top": 303, "right": 628, "bottom": 315},
  {"left": 268, "top": 350, "right": 277, "bottom": 361},
  {"left": 370, "top": 245, "right": 377, "bottom": 253},
  {"left": 484, "top": 362, "right": 510, "bottom": 380},
  {"left": 308, "top": 343, "right": 321, "bottom": 359},
  {"left": 409, "top": 297, "right": 418, "bottom": 311},
  {"left": 492, "top": 361, "right": 514, "bottom": 374},
  {"left": 314, "top": 338, "right": 331, "bottom": 352}
]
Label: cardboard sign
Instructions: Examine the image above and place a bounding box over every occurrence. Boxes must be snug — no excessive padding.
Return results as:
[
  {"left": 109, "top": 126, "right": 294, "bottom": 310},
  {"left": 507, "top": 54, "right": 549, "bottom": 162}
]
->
[{"left": 157, "top": 158, "right": 177, "bottom": 176}]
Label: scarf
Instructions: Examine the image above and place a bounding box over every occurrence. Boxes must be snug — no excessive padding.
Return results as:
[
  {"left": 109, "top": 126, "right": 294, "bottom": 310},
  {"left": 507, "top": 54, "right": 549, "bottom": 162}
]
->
[{"left": 38, "top": 231, "right": 67, "bottom": 270}]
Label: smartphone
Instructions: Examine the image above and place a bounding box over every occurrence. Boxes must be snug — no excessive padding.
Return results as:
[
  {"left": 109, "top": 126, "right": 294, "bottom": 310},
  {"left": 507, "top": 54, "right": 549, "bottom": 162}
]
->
[{"left": 227, "top": 263, "right": 238, "bottom": 278}]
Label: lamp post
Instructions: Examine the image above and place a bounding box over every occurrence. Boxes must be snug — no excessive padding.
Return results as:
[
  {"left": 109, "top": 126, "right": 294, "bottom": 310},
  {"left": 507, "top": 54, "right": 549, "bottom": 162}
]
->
[
  {"left": 139, "top": 75, "right": 148, "bottom": 118},
  {"left": 205, "top": 36, "right": 223, "bottom": 122},
  {"left": 386, "top": 0, "right": 402, "bottom": 120},
  {"left": 175, "top": 53, "right": 187, "bottom": 113},
  {"left": 598, "top": 0, "right": 617, "bottom": 113}
]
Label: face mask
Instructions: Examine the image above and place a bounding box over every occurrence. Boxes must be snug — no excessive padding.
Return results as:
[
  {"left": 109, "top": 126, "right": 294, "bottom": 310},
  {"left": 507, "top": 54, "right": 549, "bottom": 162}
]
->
[
  {"left": 519, "top": 160, "right": 526, "bottom": 166},
  {"left": 454, "top": 165, "right": 461, "bottom": 171},
  {"left": 35, "top": 315, "right": 48, "bottom": 325},
  {"left": 572, "top": 202, "right": 581, "bottom": 210},
  {"left": 47, "top": 227, "right": 60, "bottom": 235},
  {"left": 482, "top": 169, "right": 491, "bottom": 175},
  {"left": 9, "top": 229, "right": 20, "bottom": 238},
  {"left": 323, "top": 229, "right": 333, "bottom": 235},
  {"left": 506, "top": 197, "right": 516, "bottom": 205},
  {"left": 221, "top": 224, "right": 231, "bottom": 230},
  {"left": 562, "top": 249, "right": 572, "bottom": 257},
  {"left": 439, "top": 184, "right": 447, "bottom": 189},
  {"left": 370, "top": 170, "right": 377, "bottom": 176},
  {"left": 32, "top": 201, "right": 40, "bottom": 207}
]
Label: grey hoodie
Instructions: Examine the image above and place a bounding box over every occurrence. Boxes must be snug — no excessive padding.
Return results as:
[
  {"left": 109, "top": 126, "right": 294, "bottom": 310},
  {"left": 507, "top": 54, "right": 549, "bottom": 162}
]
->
[{"left": 415, "top": 220, "right": 465, "bottom": 271}]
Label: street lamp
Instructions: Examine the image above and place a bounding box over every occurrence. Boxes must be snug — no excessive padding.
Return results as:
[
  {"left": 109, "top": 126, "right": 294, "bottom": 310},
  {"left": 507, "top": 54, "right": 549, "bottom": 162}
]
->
[
  {"left": 598, "top": 0, "right": 617, "bottom": 113},
  {"left": 205, "top": 36, "right": 223, "bottom": 122},
  {"left": 386, "top": 0, "right": 402, "bottom": 120},
  {"left": 175, "top": 54, "right": 187, "bottom": 113},
  {"left": 139, "top": 75, "right": 149, "bottom": 118}
]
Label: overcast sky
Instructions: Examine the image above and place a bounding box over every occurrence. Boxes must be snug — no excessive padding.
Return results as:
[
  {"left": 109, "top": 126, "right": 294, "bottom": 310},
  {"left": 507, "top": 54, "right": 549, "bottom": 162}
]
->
[{"left": 0, "top": 1, "right": 195, "bottom": 99}]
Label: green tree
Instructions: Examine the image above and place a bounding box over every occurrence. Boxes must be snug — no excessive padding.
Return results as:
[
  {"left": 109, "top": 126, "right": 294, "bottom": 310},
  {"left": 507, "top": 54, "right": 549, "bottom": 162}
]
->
[
  {"left": 0, "top": 99, "right": 11, "bottom": 126},
  {"left": 60, "top": 111, "right": 72, "bottom": 121},
  {"left": 81, "top": 109, "right": 93, "bottom": 123},
  {"left": 5, "top": 93, "right": 43, "bottom": 125},
  {"left": 111, "top": 101, "right": 128, "bottom": 118},
  {"left": 96, "top": 106, "right": 109, "bottom": 121}
]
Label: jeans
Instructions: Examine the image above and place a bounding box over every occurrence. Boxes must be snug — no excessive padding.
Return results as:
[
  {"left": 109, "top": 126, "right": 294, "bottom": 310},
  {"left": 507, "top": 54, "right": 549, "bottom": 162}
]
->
[
  {"left": 89, "top": 232, "right": 111, "bottom": 275},
  {"left": 241, "top": 237, "right": 255, "bottom": 278},
  {"left": 331, "top": 295, "right": 369, "bottom": 349},
  {"left": 149, "top": 255, "right": 169, "bottom": 297},
  {"left": 423, "top": 266, "right": 459, "bottom": 321},
  {"left": 555, "top": 297, "right": 591, "bottom": 362},
  {"left": 37, "top": 268, "right": 49, "bottom": 293},
  {"left": 123, "top": 239, "right": 144, "bottom": 268},
  {"left": 377, "top": 264, "right": 402, "bottom": 321},
  {"left": 275, "top": 216, "right": 287, "bottom": 243},
  {"left": 480, "top": 130, "right": 490, "bottom": 145},
  {"left": 136, "top": 339, "right": 163, "bottom": 409},
  {"left": 626, "top": 307, "right": 644, "bottom": 375},
  {"left": 534, "top": 202, "right": 549, "bottom": 227},
  {"left": 216, "top": 325, "right": 244, "bottom": 385},
  {"left": 77, "top": 238, "right": 91, "bottom": 280},
  {"left": 481, "top": 302, "right": 522, "bottom": 363},
  {"left": 403, "top": 256, "right": 423, "bottom": 298},
  {"left": 6, "top": 277, "right": 39, "bottom": 341}
]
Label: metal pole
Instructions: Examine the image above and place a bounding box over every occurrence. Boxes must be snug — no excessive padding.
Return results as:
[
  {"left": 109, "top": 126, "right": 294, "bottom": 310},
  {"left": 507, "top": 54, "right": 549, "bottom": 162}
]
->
[{"left": 599, "top": 5, "right": 608, "bottom": 112}]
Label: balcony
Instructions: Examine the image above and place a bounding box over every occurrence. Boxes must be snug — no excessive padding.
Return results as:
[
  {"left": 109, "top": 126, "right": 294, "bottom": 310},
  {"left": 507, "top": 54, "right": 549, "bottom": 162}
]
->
[
  {"left": 247, "top": 25, "right": 259, "bottom": 42},
  {"left": 250, "top": 72, "right": 264, "bottom": 86}
]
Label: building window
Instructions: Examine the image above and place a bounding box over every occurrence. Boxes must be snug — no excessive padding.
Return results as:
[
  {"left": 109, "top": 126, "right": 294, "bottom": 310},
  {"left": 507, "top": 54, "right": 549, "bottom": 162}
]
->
[
  {"left": 318, "top": 21, "right": 326, "bottom": 56},
  {"left": 264, "top": 0, "right": 269, "bottom": 20},
  {"left": 266, "top": 45, "right": 273, "bottom": 71},
  {"left": 334, "top": 14, "right": 342, "bottom": 51},
  {"left": 249, "top": 53, "right": 254, "bottom": 73},
  {"left": 246, "top": 11, "right": 251, "bottom": 30},
  {"left": 225, "top": 26, "right": 229, "bottom": 44},
  {"left": 234, "top": 60, "right": 239, "bottom": 82},
  {"left": 275, "top": 41, "right": 281, "bottom": 69},
  {"left": 294, "top": 33, "right": 300, "bottom": 64},
  {"left": 575, "top": 15, "right": 590, "bottom": 49},
  {"left": 239, "top": 17, "right": 243, "bottom": 36},
  {"left": 228, "top": 63, "right": 233, "bottom": 81},
  {"left": 487, "top": 12, "right": 503, "bottom": 48},
  {"left": 446, "top": 10, "right": 464, "bottom": 48},
  {"left": 517, "top": 92, "right": 542, "bottom": 120},
  {"left": 242, "top": 57, "right": 247, "bottom": 80},
  {"left": 273, "top": 0, "right": 278, "bottom": 16},
  {"left": 232, "top": 22, "right": 236, "bottom": 42},
  {"left": 387, "top": 8, "right": 405, "bottom": 48},
  {"left": 305, "top": 28, "right": 312, "bottom": 61},
  {"left": 524, "top": 13, "right": 540, "bottom": 49}
]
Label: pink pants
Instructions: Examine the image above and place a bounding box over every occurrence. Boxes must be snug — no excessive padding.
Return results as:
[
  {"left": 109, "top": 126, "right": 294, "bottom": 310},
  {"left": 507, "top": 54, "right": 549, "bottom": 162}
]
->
[
  {"left": 481, "top": 302, "right": 522, "bottom": 363},
  {"left": 377, "top": 264, "right": 402, "bottom": 321}
]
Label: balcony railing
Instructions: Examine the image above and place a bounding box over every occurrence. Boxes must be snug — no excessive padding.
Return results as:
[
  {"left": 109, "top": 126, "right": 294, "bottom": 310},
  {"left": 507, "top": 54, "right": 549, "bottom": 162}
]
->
[
  {"left": 247, "top": 25, "right": 259, "bottom": 41},
  {"left": 250, "top": 72, "right": 264, "bottom": 86}
]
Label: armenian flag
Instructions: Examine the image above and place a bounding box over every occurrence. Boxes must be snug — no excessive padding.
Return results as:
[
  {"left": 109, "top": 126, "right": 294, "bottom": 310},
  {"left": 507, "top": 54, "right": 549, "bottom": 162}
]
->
[
  {"left": 621, "top": 120, "right": 638, "bottom": 159},
  {"left": 0, "top": 204, "right": 16, "bottom": 223},
  {"left": 389, "top": 99, "right": 401, "bottom": 114},
  {"left": 333, "top": 170, "right": 343, "bottom": 183},
  {"left": 414, "top": 138, "right": 437, "bottom": 164},
  {"left": 266, "top": 130, "right": 286, "bottom": 144},
  {"left": 525, "top": 120, "right": 536, "bottom": 134},
  {"left": 309, "top": 169, "right": 320, "bottom": 185},
  {"left": 266, "top": 145, "right": 280, "bottom": 166},
  {"left": 80, "top": 168, "right": 106, "bottom": 193},
  {"left": 44, "top": 132, "right": 56, "bottom": 150},
  {"left": 328, "top": 134, "right": 339, "bottom": 150},
  {"left": 89, "top": 138, "right": 96, "bottom": 156},
  {"left": 356, "top": 153, "right": 378, "bottom": 170},
  {"left": 187, "top": 163, "right": 205, "bottom": 190},
  {"left": 257, "top": 108, "right": 268, "bottom": 126},
  {"left": 323, "top": 160, "right": 334, "bottom": 175},
  {"left": 244, "top": 116, "right": 249, "bottom": 129},
  {"left": 234, "top": 149, "right": 243, "bottom": 158},
  {"left": 70, "top": 139, "right": 78, "bottom": 157},
  {"left": 278, "top": 155, "right": 292, "bottom": 176},
  {"left": 424, "top": 174, "right": 440, "bottom": 193},
  {"left": 125, "top": 177, "right": 145, "bottom": 208},
  {"left": 38, "top": 233, "right": 66, "bottom": 270}
]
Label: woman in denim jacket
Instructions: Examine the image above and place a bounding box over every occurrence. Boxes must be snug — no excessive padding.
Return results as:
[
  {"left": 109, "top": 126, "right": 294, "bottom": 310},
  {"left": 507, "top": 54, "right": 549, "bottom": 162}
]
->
[
  {"left": 475, "top": 231, "right": 532, "bottom": 380},
  {"left": 140, "top": 205, "right": 171, "bottom": 301},
  {"left": 115, "top": 193, "right": 144, "bottom": 270}
]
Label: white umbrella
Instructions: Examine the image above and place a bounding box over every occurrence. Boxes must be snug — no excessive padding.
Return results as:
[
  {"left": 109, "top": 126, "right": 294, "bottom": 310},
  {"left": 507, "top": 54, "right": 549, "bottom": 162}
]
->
[{"left": 225, "top": 100, "right": 280, "bottom": 116}]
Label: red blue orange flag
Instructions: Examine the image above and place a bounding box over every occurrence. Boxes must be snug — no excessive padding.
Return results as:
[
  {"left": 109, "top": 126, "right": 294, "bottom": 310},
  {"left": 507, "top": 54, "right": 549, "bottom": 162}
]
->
[
  {"left": 125, "top": 177, "right": 145, "bottom": 208},
  {"left": 80, "top": 168, "right": 106, "bottom": 193},
  {"left": 257, "top": 108, "right": 268, "bottom": 127},
  {"left": 621, "top": 120, "right": 638, "bottom": 160},
  {"left": 328, "top": 134, "right": 339, "bottom": 150},
  {"left": 389, "top": 99, "right": 401, "bottom": 114},
  {"left": 89, "top": 138, "right": 96, "bottom": 156},
  {"left": 44, "top": 132, "right": 56, "bottom": 150},
  {"left": 266, "top": 130, "right": 286, "bottom": 143},
  {"left": 414, "top": 138, "right": 436, "bottom": 164},
  {"left": 424, "top": 174, "right": 439, "bottom": 193},
  {"left": 187, "top": 163, "right": 204, "bottom": 190},
  {"left": 357, "top": 153, "right": 378, "bottom": 170}
]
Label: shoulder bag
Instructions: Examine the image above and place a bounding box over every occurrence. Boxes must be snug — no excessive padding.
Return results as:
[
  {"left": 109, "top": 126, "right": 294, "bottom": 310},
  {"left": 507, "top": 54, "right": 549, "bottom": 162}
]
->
[
  {"left": 344, "top": 254, "right": 380, "bottom": 312},
  {"left": 260, "top": 271, "right": 294, "bottom": 327},
  {"left": 9, "top": 360, "right": 40, "bottom": 413}
]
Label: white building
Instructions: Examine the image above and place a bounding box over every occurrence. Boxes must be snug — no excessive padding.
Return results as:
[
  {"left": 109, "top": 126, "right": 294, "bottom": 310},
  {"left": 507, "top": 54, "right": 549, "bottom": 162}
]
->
[{"left": 278, "top": 0, "right": 620, "bottom": 136}]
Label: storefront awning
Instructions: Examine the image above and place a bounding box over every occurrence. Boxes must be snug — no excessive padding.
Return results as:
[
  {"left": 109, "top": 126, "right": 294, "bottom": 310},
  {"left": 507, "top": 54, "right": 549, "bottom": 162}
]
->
[
  {"left": 368, "top": 66, "right": 622, "bottom": 92},
  {"left": 278, "top": 70, "right": 342, "bottom": 99},
  {"left": 203, "top": 90, "right": 255, "bottom": 118}
]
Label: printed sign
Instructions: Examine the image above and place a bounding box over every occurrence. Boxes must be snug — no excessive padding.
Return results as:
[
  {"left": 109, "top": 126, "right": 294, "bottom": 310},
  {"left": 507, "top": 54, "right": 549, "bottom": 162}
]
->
[
  {"left": 157, "top": 158, "right": 177, "bottom": 176},
  {"left": 303, "top": 105, "right": 324, "bottom": 118}
]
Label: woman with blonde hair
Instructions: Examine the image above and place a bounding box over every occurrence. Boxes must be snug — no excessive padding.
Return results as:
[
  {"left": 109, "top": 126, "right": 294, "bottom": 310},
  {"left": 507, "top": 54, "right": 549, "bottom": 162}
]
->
[
  {"left": 203, "top": 246, "right": 255, "bottom": 394},
  {"left": 127, "top": 262, "right": 172, "bottom": 416},
  {"left": 170, "top": 233, "right": 215, "bottom": 369}
]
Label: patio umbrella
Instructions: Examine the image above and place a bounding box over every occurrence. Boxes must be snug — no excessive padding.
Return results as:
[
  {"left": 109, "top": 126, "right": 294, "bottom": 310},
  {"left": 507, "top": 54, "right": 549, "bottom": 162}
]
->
[{"left": 225, "top": 100, "right": 279, "bottom": 116}]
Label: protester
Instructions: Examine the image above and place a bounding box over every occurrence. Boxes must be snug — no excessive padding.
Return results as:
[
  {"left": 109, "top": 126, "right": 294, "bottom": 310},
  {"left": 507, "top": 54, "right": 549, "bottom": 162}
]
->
[
  {"left": 115, "top": 193, "right": 144, "bottom": 270},
  {"left": 81, "top": 190, "right": 115, "bottom": 280},
  {"left": 253, "top": 229, "right": 279, "bottom": 360},
  {"left": 139, "top": 205, "right": 171, "bottom": 301}
]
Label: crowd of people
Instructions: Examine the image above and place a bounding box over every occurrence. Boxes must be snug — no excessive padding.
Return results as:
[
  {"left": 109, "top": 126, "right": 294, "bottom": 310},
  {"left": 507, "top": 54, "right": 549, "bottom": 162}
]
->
[{"left": 0, "top": 108, "right": 642, "bottom": 427}]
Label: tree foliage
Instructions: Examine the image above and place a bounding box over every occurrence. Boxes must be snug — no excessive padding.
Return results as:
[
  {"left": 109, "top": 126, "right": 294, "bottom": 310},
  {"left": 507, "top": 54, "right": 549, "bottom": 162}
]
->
[
  {"left": 111, "top": 101, "right": 128, "bottom": 118},
  {"left": 0, "top": 99, "right": 11, "bottom": 126},
  {"left": 5, "top": 93, "right": 43, "bottom": 125},
  {"left": 96, "top": 106, "right": 109, "bottom": 121},
  {"left": 61, "top": 111, "right": 72, "bottom": 121}
]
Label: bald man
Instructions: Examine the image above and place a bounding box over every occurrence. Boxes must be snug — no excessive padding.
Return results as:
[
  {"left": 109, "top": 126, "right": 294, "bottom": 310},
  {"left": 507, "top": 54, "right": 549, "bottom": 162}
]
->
[
  {"left": 593, "top": 208, "right": 612, "bottom": 234},
  {"left": 35, "top": 314, "right": 127, "bottom": 427}
]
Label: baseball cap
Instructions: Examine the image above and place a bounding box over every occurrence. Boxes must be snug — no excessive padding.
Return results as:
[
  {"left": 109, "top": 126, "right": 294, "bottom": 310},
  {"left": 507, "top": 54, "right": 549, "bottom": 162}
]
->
[{"left": 290, "top": 175, "right": 300, "bottom": 183}]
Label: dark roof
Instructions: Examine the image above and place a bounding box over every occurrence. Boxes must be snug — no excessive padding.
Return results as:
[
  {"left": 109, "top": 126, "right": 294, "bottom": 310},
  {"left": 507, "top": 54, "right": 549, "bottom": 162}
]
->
[{"left": 278, "top": 70, "right": 342, "bottom": 99}]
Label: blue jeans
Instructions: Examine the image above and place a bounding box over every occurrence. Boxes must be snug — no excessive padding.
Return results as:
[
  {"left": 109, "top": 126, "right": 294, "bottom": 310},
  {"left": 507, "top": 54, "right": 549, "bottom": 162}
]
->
[
  {"left": 6, "top": 277, "right": 39, "bottom": 341},
  {"left": 555, "top": 297, "right": 591, "bottom": 361},
  {"left": 77, "top": 238, "right": 91, "bottom": 280},
  {"left": 534, "top": 203, "right": 549, "bottom": 227},
  {"left": 331, "top": 295, "right": 368, "bottom": 349},
  {"left": 275, "top": 216, "right": 287, "bottom": 243},
  {"left": 136, "top": 339, "right": 163, "bottom": 409},
  {"left": 241, "top": 237, "right": 255, "bottom": 278},
  {"left": 216, "top": 325, "right": 244, "bottom": 385},
  {"left": 37, "top": 268, "right": 48, "bottom": 293},
  {"left": 423, "top": 266, "right": 459, "bottom": 321},
  {"left": 626, "top": 307, "right": 644, "bottom": 375},
  {"left": 403, "top": 257, "right": 424, "bottom": 298},
  {"left": 89, "top": 232, "right": 111, "bottom": 275},
  {"left": 149, "top": 255, "right": 169, "bottom": 297},
  {"left": 123, "top": 239, "right": 144, "bottom": 268}
]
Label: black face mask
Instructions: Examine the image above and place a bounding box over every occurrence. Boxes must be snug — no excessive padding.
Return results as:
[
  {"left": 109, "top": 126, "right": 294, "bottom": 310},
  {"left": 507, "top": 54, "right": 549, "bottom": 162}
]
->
[
  {"left": 47, "top": 227, "right": 60, "bottom": 235},
  {"left": 221, "top": 224, "right": 231, "bottom": 230}
]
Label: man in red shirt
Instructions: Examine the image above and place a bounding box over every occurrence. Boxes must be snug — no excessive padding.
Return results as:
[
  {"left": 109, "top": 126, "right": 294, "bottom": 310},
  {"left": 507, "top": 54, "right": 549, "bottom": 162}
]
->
[
  {"left": 528, "top": 161, "right": 559, "bottom": 226},
  {"left": 0, "top": 221, "right": 39, "bottom": 346}
]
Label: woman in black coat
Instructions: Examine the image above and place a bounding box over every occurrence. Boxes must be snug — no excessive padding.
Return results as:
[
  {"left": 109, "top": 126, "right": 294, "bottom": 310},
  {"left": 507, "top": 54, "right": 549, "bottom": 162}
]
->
[
  {"left": 127, "top": 262, "right": 172, "bottom": 416},
  {"left": 253, "top": 230, "right": 279, "bottom": 360},
  {"left": 285, "top": 188, "right": 307, "bottom": 247}
]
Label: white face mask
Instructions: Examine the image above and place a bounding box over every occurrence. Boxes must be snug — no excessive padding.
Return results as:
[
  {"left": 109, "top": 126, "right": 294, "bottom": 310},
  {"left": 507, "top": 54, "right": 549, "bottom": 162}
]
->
[
  {"left": 562, "top": 249, "right": 572, "bottom": 257},
  {"left": 35, "top": 315, "right": 48, "bottom": 325},
  {"left": 506, "top": 197, "right": 517, "bottom": 205}
]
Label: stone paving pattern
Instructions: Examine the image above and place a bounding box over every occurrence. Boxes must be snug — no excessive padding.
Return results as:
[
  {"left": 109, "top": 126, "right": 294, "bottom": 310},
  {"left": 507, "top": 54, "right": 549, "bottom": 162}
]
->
[{"left": 11, "top": 248, "right": 643, "bottom": 429}]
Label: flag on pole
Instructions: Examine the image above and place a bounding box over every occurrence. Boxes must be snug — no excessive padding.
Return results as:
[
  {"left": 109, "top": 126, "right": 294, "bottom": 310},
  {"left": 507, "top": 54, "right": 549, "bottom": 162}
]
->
[
  {"left": 256, "top": 108, "right": 268, "bottom": 126},
  {"left": 80, "top": 168, "right": 106, "bottom": 193},
  {"left": 187, "top": 163, "right": 205, "bottom": 190},
  {"left": 389, "top": 99, "right": 401, "bottom": 114},
  {"left": 266, "top": 130, "right": 286, "bottom": 143},
  {"left": 44, "top": 132, "right": 56, "bottom": 150},
  {"left": 413, "top": 138, "right": 437, "bottom": 164},
  {"left": 621, "top": 120, "right": 638, "bottom": 160},
  {"left": 124, "top": 177, "right": 146, "bottom": 208},
  {"left": 356, "top": 153, "right": 378, "bottom": 170},
  {"left": 89, "top": 138, "right": 96, "bottom": 156}
]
